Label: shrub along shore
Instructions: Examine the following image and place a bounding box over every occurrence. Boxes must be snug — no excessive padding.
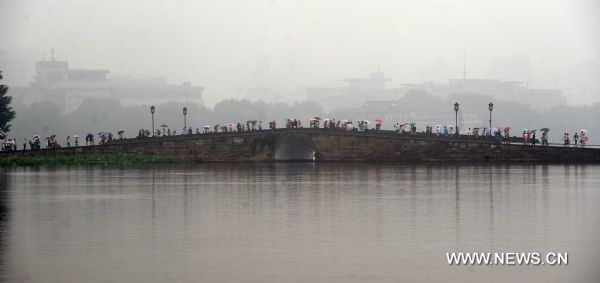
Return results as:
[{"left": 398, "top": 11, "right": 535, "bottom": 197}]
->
[{"left": 0, "top": 153, "right": 181, "bottom": 166}]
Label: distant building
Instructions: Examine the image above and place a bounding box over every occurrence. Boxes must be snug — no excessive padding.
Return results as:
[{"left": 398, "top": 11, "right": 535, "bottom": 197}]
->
[
  {"left": 12, "top": 50, "right": 204, "bottom": 113},
  {"left": 402, "top": 79, "right": 566, "bottom": 110},
  {"left": 306, "top": 72, "right": 404, "bottom": 111},
  {"left": 308, "top": 71, "right": 566, "bottom": 112}
]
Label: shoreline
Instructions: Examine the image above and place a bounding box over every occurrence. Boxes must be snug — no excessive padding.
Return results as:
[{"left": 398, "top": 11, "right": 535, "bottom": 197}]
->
[{"left": 0, "top": 153, "right": 181, "bottom": 167}]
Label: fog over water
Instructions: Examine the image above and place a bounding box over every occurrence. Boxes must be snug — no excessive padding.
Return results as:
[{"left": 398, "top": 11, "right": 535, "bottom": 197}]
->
[
  {"left": 1, "top": 1, "right": 600, "bottom": 145},
  {"left": 1, "top": 0, "right": 599, "bottom": 105}
]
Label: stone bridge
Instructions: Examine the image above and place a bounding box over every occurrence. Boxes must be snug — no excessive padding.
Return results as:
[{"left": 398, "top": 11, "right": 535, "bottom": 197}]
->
[{"left": 2, "top": 128, "right": 600, "bottom": 163}]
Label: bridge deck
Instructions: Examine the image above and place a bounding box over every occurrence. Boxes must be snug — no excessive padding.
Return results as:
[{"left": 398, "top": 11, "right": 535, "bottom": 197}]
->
[{"left": 1, "top": 128, "right": 598, "bottom": 163}]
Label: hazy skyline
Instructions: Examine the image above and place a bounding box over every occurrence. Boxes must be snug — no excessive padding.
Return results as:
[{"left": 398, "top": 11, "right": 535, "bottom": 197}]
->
[{"left": 1, "top": 0, "right": 599, "bottom": 105}]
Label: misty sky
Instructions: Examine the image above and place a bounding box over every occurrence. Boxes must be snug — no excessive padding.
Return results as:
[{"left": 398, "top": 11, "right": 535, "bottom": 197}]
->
[{"left": 1, "top": 0, "right": 599, "bottom": 105}]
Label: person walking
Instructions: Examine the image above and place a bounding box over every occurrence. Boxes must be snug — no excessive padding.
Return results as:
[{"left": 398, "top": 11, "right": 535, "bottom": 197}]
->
[
  {"left": 541, "top": 132, "right": 548, "bottom": 146},
  {"left": 66, "top": 136, "right": 71, "bottom": 147},
  {"left": 573, "top": 132, "right": 579, "bottom": 147}
]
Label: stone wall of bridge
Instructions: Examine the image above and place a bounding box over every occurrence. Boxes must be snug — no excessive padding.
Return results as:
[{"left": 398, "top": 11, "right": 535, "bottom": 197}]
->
[{"left": 1, "top": 129, "right": 599, "bottom": 163}]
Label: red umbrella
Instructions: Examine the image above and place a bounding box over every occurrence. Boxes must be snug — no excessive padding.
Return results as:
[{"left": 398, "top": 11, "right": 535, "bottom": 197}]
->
[{"left": 375, "top": 119, "right": 383, "bottom": 125}]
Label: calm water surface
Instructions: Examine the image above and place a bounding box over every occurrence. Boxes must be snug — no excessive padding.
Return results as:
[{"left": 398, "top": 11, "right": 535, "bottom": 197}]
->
[{"left": 0, "top": 164, "right": 599, "bottom": 282}]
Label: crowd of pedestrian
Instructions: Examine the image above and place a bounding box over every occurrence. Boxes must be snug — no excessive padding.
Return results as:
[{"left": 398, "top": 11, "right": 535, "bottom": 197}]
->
[
  {"left": 563, "top": 130, "right": 589, "bottom": 148},
  {"left": 1, "top": 117, "right": 592, "bottom": 151}
]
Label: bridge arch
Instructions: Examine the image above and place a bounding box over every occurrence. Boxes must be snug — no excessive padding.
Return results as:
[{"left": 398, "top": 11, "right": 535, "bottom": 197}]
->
[{"left": 274, "top": 134, "right": 317, "bottom": 161}]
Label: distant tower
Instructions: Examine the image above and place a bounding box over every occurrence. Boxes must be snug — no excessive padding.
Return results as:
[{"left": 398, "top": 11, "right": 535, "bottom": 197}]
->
[{"left": 463, "top": 51, "right": 466, "bottom": 80}]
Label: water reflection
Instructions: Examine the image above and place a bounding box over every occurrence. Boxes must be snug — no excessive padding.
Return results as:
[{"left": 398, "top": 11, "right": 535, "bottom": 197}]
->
[
  {"left": 0, "top": 171, "right": 10, "bottom": 279},
  {"left": 0, "top": 164, "right": 599, "bottom": 282}
]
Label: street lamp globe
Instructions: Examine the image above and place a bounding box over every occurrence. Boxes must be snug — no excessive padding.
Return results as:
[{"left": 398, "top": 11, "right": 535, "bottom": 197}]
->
[
  {"left": 488, "top": 102, "right": 494, "bottom": 112},
  {"left": 150, "top": 105, "right": 155, "bottom": 114},
  {"left": 183, "top": 107, "right": 187, "bottom": 115},
  {"left": 454, "top": 102, "right": 459, "bottom": 112}
]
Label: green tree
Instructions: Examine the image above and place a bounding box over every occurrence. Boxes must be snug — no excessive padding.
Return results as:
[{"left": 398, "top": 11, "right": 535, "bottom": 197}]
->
[{"left": 0, "top": 71, "right": 16, "bottom": 134}]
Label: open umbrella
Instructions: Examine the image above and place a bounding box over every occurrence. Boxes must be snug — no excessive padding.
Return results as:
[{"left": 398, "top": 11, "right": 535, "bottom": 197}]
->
[
  {"left": 313, "top": 116, "right": 322, "bottom": 120},
  {"left": 203, "top": 125, "right": 211, "bottom": 129},
  {"left": 530, "top": 129, "right": 537, "bottom": 133},
  {"left": 117, "top": 130, "right": 125, "bottom": 134},
  {"left": 540, "top": 127, "right": 550, "bottom": 132},
  {"left": 73, "top": 135, "right": 79, "bottom": 138},
  {"left": 399, "top": 122, "right": 408, "bottom": 126},
  {"left": 581, "top": 129, "right": 589, "bottom": 133},
  {"left": 375, "top": 119, "right": 383, "bottom": 125},
  {"left": 363, "top": 120, "right": 370, "bottom": 124},
  {"left": 435, "top": 124, "right": 441, "bottom": 129},
  {"left": 160, "top": 124, "right": 168, "bottom": 128},
  {"left": 346, "top": 124, "right": 354, "bottom": 130},
  {"left": 410, "top": 122, "right": 416, "bottom": 126},
  {"left": 323, "top": 118, "right": 331, "bottom": 121}
]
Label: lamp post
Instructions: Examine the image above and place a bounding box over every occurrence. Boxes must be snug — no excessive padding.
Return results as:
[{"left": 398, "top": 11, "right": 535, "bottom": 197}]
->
[
  {"left": 488, "top": 102, "right": 494, "bottom": 135},
  {"left": 183, "top": 107, "right": 188, "bottom": 130},
  {"left": 150, "top": 105, "right": 155, "bottom": 136},
  {"left": 454, "top": 102, "right": 459, "bottom": 136}
]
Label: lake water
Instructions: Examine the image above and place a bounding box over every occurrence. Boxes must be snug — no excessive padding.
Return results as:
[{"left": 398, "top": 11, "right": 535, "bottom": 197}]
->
[{"left": 0, "top": 164, "right": 599, "bottom": 282}]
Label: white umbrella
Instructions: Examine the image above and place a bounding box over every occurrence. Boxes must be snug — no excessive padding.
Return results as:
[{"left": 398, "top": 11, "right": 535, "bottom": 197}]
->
[{"left": 346, "top": 124, "right": 354, "bottom": 130}]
